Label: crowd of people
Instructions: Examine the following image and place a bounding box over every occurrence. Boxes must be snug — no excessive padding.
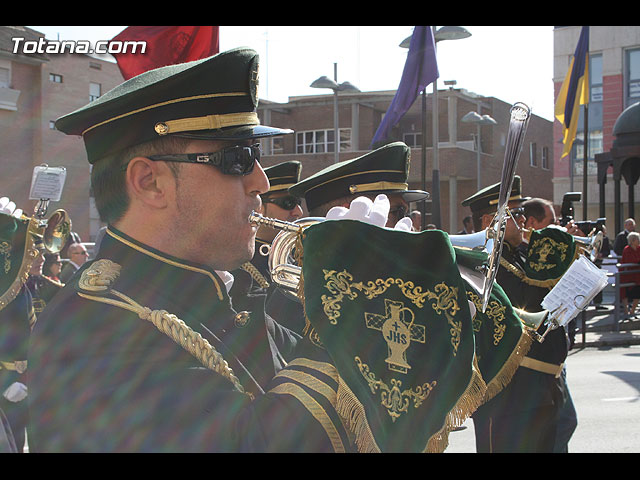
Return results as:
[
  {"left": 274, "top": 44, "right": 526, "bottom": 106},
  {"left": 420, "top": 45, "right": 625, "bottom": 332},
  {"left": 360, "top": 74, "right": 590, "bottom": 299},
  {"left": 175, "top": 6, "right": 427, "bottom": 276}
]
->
[{"left": 0, "top": 47, "right": 633, "bottom": 453}]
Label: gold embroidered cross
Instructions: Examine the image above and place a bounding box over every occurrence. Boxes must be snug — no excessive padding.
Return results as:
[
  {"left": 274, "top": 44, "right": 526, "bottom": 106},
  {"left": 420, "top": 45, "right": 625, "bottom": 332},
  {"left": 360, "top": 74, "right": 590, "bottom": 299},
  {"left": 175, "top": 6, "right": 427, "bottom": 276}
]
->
[{"left": 365, "top": 298, "right": 425, "bottom": 374}]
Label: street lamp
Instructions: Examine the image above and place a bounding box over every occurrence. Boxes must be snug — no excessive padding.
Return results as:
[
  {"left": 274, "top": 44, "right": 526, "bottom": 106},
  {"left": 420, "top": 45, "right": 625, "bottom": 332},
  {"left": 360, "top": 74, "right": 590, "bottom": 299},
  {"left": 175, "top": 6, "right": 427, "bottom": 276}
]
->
[
  {"left": 401, "top": 26, "right": 471, "bottom": 229},
  {"left": 461, "top": 111, "right": 497, "bottom": 190},
  {"left": 310, "top": 64, "right": 360, "bottom": 163}
]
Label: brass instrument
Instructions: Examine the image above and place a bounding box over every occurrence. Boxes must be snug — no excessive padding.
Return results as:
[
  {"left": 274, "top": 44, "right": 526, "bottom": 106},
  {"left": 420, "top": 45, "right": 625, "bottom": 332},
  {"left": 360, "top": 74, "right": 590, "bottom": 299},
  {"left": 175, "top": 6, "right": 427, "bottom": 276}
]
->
[
  {"left": 249, "top": 212, "right": 322, "bottom": 301},
  {"left": 0, "top": 199, "right": 71, "bottom": 310},
  {"left": 474, "top": 102, "right": 531, "bottom": 312}
]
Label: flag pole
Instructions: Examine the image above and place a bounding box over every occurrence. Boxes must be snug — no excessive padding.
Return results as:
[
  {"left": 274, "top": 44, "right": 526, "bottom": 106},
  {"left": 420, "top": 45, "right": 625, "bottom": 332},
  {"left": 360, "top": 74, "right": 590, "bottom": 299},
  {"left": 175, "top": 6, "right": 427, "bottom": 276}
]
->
[
  {"left": 431, "top": 26, "right": 441, "bottom": 230},
  {"left": 582, "top": 27, "right": 590, "bottom": 221},
  {"left": 421, "top": 88, "right": 427, "bottom": 230}
]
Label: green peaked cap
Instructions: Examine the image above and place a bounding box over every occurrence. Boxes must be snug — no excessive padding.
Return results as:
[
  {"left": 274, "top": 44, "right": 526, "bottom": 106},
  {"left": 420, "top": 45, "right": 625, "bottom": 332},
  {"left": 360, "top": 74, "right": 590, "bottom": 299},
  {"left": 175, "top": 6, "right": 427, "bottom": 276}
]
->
[{"left": 55, "top": 47, "right": 292, "bottom": 164}]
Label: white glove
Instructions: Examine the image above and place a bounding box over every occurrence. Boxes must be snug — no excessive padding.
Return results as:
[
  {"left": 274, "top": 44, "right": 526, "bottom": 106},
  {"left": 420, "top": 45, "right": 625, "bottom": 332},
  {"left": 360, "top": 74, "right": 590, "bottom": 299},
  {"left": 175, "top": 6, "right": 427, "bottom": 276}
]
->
[
  {"left": 3, "top": 382, "right": 27, "bottom": 403},
  {"left": 0, "top": 197, "right": 23, "bottom": 218},
  {"left": 326, "top": 194, "right": 411, "bottom": 231}
]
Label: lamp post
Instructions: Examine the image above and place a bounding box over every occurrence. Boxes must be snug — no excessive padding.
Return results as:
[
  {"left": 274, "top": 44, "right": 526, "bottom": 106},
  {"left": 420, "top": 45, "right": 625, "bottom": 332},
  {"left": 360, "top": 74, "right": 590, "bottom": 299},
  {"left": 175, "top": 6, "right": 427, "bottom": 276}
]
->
[
  {"left": 401, "top": 26, "right": 471, "bottom": 229},
  {"left": 461, "top": 111, "right": 497, "bottom": 190},
  {"left": 310, "top": 63, "right": 360, "bottom": 163},
  {"left": 431, "top": 26, "right": 471, "bottom": 229}
]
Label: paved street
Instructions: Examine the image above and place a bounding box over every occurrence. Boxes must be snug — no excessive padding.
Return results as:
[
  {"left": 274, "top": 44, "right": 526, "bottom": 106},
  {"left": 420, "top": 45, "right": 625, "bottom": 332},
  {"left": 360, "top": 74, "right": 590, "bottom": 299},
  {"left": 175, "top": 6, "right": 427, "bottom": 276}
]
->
[{"left": 446, "top": 344, "right": 640, "bottom": 453}]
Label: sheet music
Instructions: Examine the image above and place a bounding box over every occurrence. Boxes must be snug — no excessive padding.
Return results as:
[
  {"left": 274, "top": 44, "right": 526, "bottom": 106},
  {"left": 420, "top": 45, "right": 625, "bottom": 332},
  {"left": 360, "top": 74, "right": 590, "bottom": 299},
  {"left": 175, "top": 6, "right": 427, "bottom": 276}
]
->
[{"left": 541, "top": 255, "right": 609, "bottom": 326}]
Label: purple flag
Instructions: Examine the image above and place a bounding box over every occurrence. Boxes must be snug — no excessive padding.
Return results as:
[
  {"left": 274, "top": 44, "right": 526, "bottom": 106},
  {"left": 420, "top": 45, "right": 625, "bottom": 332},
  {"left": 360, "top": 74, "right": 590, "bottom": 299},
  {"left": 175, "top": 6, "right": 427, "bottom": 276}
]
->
[{"left": 371, "top": 26, "right": 439, "bottom": 147}]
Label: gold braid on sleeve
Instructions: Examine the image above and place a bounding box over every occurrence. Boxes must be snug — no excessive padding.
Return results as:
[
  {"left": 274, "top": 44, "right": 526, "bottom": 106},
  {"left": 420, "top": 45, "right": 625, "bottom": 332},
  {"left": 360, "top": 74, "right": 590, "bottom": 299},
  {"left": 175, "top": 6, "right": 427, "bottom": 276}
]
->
[{"left": 77, "top": 259, "right": 251, "bottom": 399}]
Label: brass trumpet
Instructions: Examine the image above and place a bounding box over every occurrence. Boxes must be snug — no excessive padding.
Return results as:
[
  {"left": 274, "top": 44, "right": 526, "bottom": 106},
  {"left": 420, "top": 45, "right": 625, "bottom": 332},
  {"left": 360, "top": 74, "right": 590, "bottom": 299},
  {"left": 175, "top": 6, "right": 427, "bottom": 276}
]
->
[
  {"left": 249, "top": 211, "right": 322, "bottom": 302},
  {"left": 0, "top": 200, "right": 71, "bottom": 310},
  {"left": 475, "top": 102, "right": 531, "bottom": 312}
]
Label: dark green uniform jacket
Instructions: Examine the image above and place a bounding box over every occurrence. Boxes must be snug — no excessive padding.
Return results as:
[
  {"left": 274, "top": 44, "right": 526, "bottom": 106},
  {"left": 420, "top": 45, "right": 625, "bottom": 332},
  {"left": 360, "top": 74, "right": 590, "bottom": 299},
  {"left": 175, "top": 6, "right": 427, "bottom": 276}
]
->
[
  {"left": 27, "top": 226, "right": 352, "bottom": 452},
  {"left": 233, "top": 238, "right": 307, "bottom": 335},
  {"left": 472, "top": 241, "right": 568, "bottom": 452}
]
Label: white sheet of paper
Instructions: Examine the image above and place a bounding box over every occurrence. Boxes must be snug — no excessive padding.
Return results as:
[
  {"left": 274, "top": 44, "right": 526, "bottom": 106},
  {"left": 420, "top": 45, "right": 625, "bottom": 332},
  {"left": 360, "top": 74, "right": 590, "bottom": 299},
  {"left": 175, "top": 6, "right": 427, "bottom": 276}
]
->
[
  {"left": 541, "top": 255, "right": 608, "bottom": 326},
  {"left": 29, "top": 166, "right": 67, "bottom": 201}
]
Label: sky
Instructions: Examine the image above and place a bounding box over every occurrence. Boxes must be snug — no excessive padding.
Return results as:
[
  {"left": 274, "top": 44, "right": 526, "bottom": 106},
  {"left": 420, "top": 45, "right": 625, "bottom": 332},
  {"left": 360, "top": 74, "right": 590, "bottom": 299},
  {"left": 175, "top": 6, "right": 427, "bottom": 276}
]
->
[{"left": 27, "top": 26, "right": 556, "bottom": 121}]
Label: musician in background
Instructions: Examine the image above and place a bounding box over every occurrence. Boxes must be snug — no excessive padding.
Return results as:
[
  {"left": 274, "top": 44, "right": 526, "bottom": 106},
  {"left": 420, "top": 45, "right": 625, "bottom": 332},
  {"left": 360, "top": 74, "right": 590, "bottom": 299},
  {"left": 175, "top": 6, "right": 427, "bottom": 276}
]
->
[
  {"left": 462, "top": 178, "right": 570, "bottom": 453},
  {"left": 231, "top": 161, "right": 306, "bottom": 334},
  {"left": 289, "top": 142, "right": 429, "bottom": 228},
  {"left": 457, "top": 215, "right": 474, "bottom": 234},
  {"left": 522, "top": 196, "right": 578, "bottom": 453}
]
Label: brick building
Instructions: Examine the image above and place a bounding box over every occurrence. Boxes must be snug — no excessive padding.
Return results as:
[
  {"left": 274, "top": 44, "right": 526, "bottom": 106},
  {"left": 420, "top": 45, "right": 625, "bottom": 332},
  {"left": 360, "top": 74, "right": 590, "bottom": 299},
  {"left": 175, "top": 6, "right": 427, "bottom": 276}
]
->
[
  {"left": 553, "top": 26, "right": 640, "bottom": 233},
  {"left": 0, "top": 26, "right": 123, "bottom": 242},
  {"left": 258, "top": 87, "right": 553, "bottom": 233}
]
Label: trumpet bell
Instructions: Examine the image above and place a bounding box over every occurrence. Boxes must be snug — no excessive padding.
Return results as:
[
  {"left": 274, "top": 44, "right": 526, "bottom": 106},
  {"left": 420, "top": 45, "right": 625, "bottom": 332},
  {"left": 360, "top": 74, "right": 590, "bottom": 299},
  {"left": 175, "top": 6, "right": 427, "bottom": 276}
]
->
[
  {"left": 249, "top": 211, "right": 322, "bottom": 302},
  {"left": 575, "top": 230, "right": 604, "bottom": 263},
  {"left": 42, "top": 209, "right": 72, "bottom": 254},
  {"left": 447, "top": 229, "right": 494, "bottom": 254},
  {"left": 513, "top": 307, "right": 548, "bottom": 330},
  {"left": 268, "top": 217, "right": 323, "bottom": 300}
]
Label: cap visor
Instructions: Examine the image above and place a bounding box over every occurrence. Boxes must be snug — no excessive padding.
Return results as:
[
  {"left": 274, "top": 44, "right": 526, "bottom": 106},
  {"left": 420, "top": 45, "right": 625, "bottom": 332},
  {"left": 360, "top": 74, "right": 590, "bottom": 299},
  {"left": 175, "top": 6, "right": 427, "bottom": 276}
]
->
[
  {"left": 402, "top": 190, "right": 430, "bottom": 203},
  {"left": 172, "top": 124, "right": 293, "bottom": 141}
]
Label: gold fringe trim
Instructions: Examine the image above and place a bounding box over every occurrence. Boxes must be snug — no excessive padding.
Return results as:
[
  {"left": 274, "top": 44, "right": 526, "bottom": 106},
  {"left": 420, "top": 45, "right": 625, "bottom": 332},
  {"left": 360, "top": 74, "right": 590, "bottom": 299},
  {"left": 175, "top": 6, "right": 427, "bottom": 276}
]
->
[
  {"left": 424, "top": 357, "right": 487, "bottom": 453},
  {"left": 335, "top": 375, "right": 381, "bottom": 453},
  {"left": 482, "top": 329, "right": 533, "bottom": 403},
  {"left": 332, "top": 356, "right": 488, "bottom": 453}
]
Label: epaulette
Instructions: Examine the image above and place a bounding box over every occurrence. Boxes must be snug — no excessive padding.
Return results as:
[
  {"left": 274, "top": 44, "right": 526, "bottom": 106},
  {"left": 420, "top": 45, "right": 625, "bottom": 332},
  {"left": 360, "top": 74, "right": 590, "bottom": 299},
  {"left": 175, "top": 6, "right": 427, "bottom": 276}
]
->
[{"left": 76, "top": 259, "right": 252, "bottom": 399}]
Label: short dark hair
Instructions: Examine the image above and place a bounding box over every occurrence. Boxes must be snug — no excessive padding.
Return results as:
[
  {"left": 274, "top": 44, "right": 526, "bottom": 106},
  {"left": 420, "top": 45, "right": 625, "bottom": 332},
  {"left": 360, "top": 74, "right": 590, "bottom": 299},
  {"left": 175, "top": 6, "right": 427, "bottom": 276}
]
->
[
  {"left": 91, "top": 136, "right": 192, "bottom": 224},
  {"left": 523, "top": 198, "right": 553, "bottom": 223}
]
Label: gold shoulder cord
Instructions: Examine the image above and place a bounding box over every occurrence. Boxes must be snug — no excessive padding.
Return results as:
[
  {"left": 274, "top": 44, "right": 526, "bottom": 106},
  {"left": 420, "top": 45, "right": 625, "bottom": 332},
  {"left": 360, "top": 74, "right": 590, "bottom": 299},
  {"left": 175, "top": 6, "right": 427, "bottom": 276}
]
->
[
  {"left": 76, "top": 259, "right": 251, "bottom": 399},
  {"left": 240, "top": 262, "right": 270, "bottom": 289},
  {"left": 499, "top": 257, "right": 558, "bottom": 289}
]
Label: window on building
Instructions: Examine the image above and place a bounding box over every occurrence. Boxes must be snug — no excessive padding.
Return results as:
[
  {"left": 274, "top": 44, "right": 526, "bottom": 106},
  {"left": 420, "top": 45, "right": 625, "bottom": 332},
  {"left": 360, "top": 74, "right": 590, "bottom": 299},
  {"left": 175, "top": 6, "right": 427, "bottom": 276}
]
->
[
  {"left": 626, "top": 48, "right": 640, "bottom": 107},
  {"left": 296, "top": 128, "right": 351, "bottom": 154},
  {"left": 542, "top": 146, "right": 550, "bottom": 170},
  {"left": 49, "top": 73, "right": 63, "bottom": 83},
  {"left": 0, "top": 67, "right": 9, "bottom": 88},
  {"left": 89, "top": 82, "right": 101, "bottom": 102},
  {"left": 591, "top": 54, "right": 603, "bottom": 102},
  {"left": 403, "top": 132, "right": 422, "bottom": 148},
  {"left": 49, "top": 120, "right": 56, "bottom": 129},
  {"left": 260, "top": 136, "right": 285, "bottom": 155},
  {"left": 529, "top": 142, "right": 537, "bottom": 167},
  {"left": 89, "top": 61, "right": 102, "bottom": 70}
]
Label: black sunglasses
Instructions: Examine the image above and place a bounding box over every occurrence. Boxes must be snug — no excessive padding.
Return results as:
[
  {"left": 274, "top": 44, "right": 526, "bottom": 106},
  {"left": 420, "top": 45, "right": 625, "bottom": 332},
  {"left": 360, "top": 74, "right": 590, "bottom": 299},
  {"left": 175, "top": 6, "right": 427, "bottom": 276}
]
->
[
  {"left": 127, "top": 144, "right": 262, "bottom": 176},
  {"left": 263, "top": 195, "right": 302, "bottom": 211},
  {"left": 388, "top": 205, "right": 408, "bottom": 220},
  {"left": 508, "top": 207, "right": 525, "bottom": 217}
]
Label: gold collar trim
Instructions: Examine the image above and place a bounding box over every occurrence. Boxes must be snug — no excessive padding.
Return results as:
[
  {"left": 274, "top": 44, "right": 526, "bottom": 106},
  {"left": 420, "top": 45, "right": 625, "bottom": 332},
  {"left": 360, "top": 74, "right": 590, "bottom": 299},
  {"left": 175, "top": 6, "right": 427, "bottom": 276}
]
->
[{"left": 106, "top": 228, "right": 224, "bottom": 301}]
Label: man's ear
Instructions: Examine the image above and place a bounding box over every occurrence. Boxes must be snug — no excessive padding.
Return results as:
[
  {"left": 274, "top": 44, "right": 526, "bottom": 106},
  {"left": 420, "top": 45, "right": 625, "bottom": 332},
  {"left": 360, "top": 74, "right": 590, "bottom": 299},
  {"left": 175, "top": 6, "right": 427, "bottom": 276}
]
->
[
  {"left": 124, "top": 157, "right": 174, "bottom": 209},
  {"left": 480, "top": 213, "right": 493, "bottom": 230}
]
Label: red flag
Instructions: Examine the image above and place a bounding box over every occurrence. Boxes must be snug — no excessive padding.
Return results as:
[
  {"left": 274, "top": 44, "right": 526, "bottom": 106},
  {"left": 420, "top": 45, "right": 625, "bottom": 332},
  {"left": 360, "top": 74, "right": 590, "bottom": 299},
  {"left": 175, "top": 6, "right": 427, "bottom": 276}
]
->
[{"left": 111, "top": 26, "right": 219, "bottom": 80}]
